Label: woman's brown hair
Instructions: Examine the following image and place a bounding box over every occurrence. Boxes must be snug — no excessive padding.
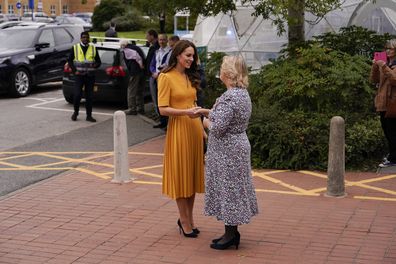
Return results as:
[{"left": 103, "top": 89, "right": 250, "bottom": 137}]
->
[{"left": 162, "top": 40, "right": 201, "bottom": 89}]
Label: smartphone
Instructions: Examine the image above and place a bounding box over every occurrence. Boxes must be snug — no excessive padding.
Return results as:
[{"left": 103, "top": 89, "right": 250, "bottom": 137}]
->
[{"left": 374, "top": 51, "right": 387, "bottom": 62}]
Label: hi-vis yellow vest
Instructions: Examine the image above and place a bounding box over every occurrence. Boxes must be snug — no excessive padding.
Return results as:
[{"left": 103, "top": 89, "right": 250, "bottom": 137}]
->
[{"left": 73, "top": 43, "right": 96, "bottom": 73}]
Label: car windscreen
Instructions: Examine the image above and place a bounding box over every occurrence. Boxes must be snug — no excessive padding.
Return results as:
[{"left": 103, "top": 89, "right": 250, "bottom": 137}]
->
[
  {"left": 66, "top": 17, "right": 87, "bottom": 24},
  {"left": 0, "top": 29, "right": 36, "bottom": 49},
  {"left": 98, "top": 49, "right": 118, "bottom": 65}
]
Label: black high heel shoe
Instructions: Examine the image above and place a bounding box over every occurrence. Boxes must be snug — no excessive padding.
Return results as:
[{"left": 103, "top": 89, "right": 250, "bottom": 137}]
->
[
  {"left": 192, "top": 228, "right": 200, "bottom": 234},
  {"left": 177, "top": 219, "right": 197, "bottom": 238},
  {"left": 212, "top": 236, "right": 223, "bottom": 243},
  {"left": 210, "top": 232, "right": 240, "bottom": 250}
]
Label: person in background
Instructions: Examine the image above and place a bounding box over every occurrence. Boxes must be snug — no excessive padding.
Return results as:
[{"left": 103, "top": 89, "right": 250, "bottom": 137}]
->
[
  {"left": 157, "top": 40, "right": 204, "bottom": 238},
  {"left": 195, "top": 55, "right": 258, "bottom": 250},
  {"left": 121, "top": 40, "right": 146, "bottom": 115},
  {"left": 150, "top": 34, "right": 171, "bottom": 129},
  {"left": 370, "top": 39, "right": 396, "bottom": 168},
  {"left": 164, "top": 35, "right": 180, "bottom": 66},
  {"left": 105, "top": 21, "right": 118, "bottom": 41},
  {"left": 159, "top": 11, "right": 166, "bottom": 33},
  {"left": 68, "top": 31, "right": 101, "bottom": 122}
]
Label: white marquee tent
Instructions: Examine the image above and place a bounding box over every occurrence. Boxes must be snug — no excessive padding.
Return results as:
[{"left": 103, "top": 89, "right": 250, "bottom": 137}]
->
[{"left": 192, "top": 0, "right": 396, "bottom": 69}]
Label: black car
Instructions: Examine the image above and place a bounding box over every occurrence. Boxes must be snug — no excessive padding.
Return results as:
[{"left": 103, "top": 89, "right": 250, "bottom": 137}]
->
[
  {"left": 0, "top": 24, "right": 83, "bottom": 97},
  {"left": 62, "top": 42, "right": 149, "bottom": 105}
]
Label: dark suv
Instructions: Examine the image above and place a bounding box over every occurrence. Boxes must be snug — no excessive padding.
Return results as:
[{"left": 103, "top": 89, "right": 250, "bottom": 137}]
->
[{"left": 0, "top": 23, "right": 83, "bottom": 97}]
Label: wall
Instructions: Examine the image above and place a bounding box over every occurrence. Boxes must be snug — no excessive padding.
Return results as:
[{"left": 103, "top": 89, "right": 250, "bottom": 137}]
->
[{"left": 1, "top": 0, "right": 98, "bottom": 16}]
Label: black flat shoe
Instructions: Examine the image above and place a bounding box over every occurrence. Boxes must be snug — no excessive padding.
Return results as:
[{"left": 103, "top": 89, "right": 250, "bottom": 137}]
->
[
  {"left": 177, "top": 219, "right": 197, "bottom": 238},
  {"left": 210, "top": 233, "right": 240, "bottom": 250},
  {"left": 86, "top": 116, "right": 97, "bottom": 122}
]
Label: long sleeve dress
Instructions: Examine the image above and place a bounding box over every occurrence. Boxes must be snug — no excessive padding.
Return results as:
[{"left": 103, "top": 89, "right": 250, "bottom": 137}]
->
[{"left": 204, "top": 87, "right": 258, "bottom": 225}]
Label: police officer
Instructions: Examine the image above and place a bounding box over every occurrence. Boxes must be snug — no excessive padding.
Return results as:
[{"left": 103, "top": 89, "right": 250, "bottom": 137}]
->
[{"left": 68, "top": 31, "right": 101, "bottom": 122}]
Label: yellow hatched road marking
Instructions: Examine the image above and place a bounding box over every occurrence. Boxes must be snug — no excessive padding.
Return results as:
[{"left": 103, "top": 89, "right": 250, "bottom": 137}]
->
[
  {"left": 350, "top": 182, "right": 396, "bottom": 196},
  {"left": 255, "top": 189, "right": 319, "bottom": 196},
  {"left": 355, "top": 174, "right": 396, "bottom": 184},
  {"left": 0, "top": 153, "right": 37, "bottom": 161},
  {"left": 298, "top": 170, "right": 327, "bottom": 179},
  {"left": 75, "top": 168, "right": 111, "bottom": 180},
  {"left": 0, "top": 167, "right": 72, "bottom": 171},
  {"left": 130, "top": 169, "right": 162, "bottom": 179},
  {"left": 353, "top": 196, "right": 396, "bottom": 201},
  {"left": 253, "top": 171, "right": 316, "bottom": 195},
  {"left": 36, "top": 153, "right": 114, "bottom": 169},
  {"left": 32, "top": 153, "right": 114, "bottom": 168},
  {"left": 0, "top": 160, "right": 30, "bottom": 169},
  {"left": 133, "top": 180, "right": 161, "bottom": 185}
]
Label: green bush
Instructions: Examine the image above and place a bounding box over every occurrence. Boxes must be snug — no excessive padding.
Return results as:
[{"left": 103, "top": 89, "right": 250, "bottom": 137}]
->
[
  {"left": 313, "top": 26, "right": 396, "bottom": 58},
  {"left": 103, "top": 9, "right": 144, "bottom": 32},
  {"left": 249, "top": 45, "right": 385, "bottom": 170},
  {"left": 203, "top": 41, "right": 386, "bottom": 170}
]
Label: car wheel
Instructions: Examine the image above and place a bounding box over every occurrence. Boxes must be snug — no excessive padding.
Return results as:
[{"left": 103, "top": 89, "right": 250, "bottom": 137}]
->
[{"left": 10, "top": 68, "right": 31, "bottom": 97}]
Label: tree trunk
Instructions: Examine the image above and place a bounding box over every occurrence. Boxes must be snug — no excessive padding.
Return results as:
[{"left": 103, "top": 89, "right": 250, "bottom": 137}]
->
[{"left": 288, "top": 0, "right": 305, "bottom": 45}]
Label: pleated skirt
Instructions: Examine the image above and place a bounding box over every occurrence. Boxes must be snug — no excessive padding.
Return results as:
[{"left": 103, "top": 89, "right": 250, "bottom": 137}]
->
[{"left": 162, "top": 115, "right": 205, "bottom": 199}]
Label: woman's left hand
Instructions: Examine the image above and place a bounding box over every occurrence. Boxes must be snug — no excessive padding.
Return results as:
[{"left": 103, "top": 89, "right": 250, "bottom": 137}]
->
[
  {"left": 376, "top": 60, "right": 386, "bottom": 67},
  {"left": 202, "top": 117, "right": 211, "bottom": 129}
]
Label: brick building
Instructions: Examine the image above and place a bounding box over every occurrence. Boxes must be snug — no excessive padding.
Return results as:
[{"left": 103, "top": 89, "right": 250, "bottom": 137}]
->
[{"left": 0, "top": 0, "right": 100, "bottom": 16}]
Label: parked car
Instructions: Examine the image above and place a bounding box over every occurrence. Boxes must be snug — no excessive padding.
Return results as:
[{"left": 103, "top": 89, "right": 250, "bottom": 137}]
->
[
  {"left": 0, "top": 14, "right": 8, "bottom": 23},
  {"left": 21, "top": 12, "right": 53, "bottom": 23},
  {"left": 62, "top": 42, "right": 149, "bottom": 105},
  {"left": 5, "top": 14, "right": 20, "bottom": 21},
  {"left": 0, "top": 21, "right": 42, "bottom": 29},
  {"left": 73, "top": 12, "right": 93, "bottom": 23},
  {"left": 0, "top": 24, "right": 83, "bottom": 97},
  {"left": 55, "top": 15, "right": 92, "bottom": 32}
]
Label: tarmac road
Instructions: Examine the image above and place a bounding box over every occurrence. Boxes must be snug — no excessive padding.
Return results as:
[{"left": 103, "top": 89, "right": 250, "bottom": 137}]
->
[{"left": 0, "top": 83, "right": 164, "bottom": 196}]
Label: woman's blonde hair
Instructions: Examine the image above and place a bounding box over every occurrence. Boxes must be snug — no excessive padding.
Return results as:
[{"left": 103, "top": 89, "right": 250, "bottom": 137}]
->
[
  {"left": 386, "top": 39, "right": 396, "bottom": 49},
  {"left": 220, "top": 55, "right": 249, "bottom": 88}
]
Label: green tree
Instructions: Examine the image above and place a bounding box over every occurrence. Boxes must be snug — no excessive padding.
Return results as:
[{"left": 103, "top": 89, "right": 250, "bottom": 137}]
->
[{"left": 92, "top": 0, "right": 126, "bottom": 31}]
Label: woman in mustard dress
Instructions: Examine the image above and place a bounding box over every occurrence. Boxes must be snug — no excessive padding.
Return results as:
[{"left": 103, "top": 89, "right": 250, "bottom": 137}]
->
[{"left": 157, "top": 40, "right": 204, "bottom": 238}]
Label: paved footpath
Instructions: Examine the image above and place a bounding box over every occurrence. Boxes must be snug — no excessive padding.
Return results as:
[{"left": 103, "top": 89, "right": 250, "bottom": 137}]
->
[{"left": 0, "top": 136, "right": 395, "bottom": 264}]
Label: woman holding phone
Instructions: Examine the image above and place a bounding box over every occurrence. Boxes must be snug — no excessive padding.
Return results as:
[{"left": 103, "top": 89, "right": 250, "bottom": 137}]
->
[{"left": 370, "top": 39, "right": 396, "bottom": 167}]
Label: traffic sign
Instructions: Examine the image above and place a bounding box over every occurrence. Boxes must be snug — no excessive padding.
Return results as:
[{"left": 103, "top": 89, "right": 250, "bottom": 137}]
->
[{"left": 16, "top": 2, "right": 21, "bottom": 9}]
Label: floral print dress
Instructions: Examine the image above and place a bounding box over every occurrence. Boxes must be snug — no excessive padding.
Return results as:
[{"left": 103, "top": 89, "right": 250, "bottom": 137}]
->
[{"left": 204, "top": 87, "right": 258, "bottom": 225}]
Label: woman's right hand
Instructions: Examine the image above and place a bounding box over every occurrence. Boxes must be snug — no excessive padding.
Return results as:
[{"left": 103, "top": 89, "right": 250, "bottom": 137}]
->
[
  {"left": 185, "top": 107, "right": 202, "bottom": 118},
  {"left": 194, "top": 108, "right": 210, "bottom": 117}
]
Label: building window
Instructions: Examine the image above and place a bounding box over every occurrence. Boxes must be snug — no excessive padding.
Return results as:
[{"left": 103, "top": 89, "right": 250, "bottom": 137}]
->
[
  {"left": 8, "top": 5, "right": 14, "bottom": 14},
  {"left": 62, "top": 5, "right": 68, "bottom": 14},
  {"left": 23, "top": 5, "right": 29, "bottom": 14},
  {"left": 50, "top": 5, "right": 56, "bottom": 15}
]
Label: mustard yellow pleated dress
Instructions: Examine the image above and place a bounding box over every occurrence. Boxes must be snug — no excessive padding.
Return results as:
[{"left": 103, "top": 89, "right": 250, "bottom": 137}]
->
[{"left": 157, "top": 69, "right": 204, "bottom": 199}]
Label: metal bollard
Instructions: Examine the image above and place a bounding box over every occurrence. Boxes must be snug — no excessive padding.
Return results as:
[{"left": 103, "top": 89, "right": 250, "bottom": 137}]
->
[
  {"left": 326, "top": 116, "right": 346, "bottom": 197},
  {"left": 112, "top": 111, "right": 133, "bottom": 183}
]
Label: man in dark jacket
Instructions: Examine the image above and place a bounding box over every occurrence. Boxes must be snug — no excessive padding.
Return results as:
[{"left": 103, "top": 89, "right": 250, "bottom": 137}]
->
[{"left": 121, "top": 40, "right": 146, "bottom": 115}]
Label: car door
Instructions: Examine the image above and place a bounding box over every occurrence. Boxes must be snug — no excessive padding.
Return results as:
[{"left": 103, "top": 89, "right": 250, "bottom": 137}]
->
[
  {"left": 33, "top": 29, "right": 57, "bottom": 82},
  {"left": 53, "top": 27, "right": 75, "bottom": 81}
]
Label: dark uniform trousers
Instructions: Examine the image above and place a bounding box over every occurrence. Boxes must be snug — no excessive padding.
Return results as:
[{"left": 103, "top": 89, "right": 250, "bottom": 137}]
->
[{"left": 73, "top": 74, "right": 95, "bottom": 117}]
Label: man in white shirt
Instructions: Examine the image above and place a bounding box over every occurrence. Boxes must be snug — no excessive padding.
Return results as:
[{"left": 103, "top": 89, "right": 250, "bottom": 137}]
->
[{"left": 149, "top": 34, "right": 171, "bottom": 128}]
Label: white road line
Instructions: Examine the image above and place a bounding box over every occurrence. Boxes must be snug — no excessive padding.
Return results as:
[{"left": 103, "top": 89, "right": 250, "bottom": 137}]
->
[
  {"left": 20, "top": 97, "right": 57, "bottom": 102},
  {"left": 26, "top": 98, "right": 66, "bottom": 107},
  {"left": 27, "top": 105, "right": 114, "bottom": 116}
]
